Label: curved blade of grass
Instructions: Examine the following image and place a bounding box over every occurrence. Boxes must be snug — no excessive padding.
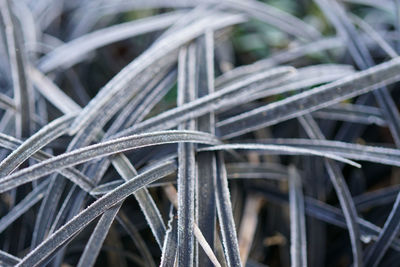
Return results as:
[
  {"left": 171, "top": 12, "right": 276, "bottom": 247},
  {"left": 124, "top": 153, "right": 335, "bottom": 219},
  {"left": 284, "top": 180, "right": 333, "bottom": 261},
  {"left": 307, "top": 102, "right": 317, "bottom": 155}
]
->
[
  {"left": 288, "top": 166, "right": 307, "bottom": 267},
  {"left": 0, "top": 113, "right": 77, "bottom": 176},
  {"left": 0, "top": 130, "right": 219, "bottom": 193},
  {"left": 325, "top": 159, "right": 362, "bottom": 267},
  {"left": 0, "top": 132, "right": 94, "bottom": 192},
  {"left": 77, "top": 204, "right": 122, "bottom": 267},
  {"left": 115, "top": 211, "right": 156, "bottom": 267},
  {"left": 364, "top": 193, "right": 400, "bottom": 267},
  {"left": 0, "top": 180, "right": 49, "bottom": 233},
  {"left": 111, "top": 154, "right": 166, "bottom": 248},
  {"left": 15, "top": 160, "right": 177, "bottom": 267},
  {"left": 215, "top": 152, "right": 242, "bottom": 267},
  {"left": 78, "top": 155, "right": 161, "bottom": 267},
  {"left": 38, "top": 12, "right": 184, "bottom": 72},
  {"left": 217, "top": 57, "right": 400, "bottom": 139},
  {"left": 312, "top": 103, "right": 386, "bottom": 126},
  {"left": 69, "top": 12, "right": 246, "bottom": 135},
  {"left": 248, "top": 138, "right": 400, "bottom": 167},
  {"left": 199, "top": 143, "right": 360, "bottom": 168}
]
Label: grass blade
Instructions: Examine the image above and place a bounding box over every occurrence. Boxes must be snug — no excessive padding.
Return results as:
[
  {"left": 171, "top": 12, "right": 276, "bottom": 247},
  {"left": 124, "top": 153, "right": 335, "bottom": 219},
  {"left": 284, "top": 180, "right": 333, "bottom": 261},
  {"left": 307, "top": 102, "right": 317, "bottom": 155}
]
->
[
  {"left": 288, "top": 166, "right": 307, "bottom": 267},
  {"left": 0, "top": 113, "right": 76, "bottom": 176},
  {"left": 215, "top": 152, "right": 242, "bottom": 267},
  {"left": 111, "top": 154, "right": 166, "bottom": 248},
  {"left": 199, "top": 143, "right": 360, "bottom": 168},
  {"left": 0, "top": 130, "right": 219, "bottom": 193},
  {"left": 243, "top": 138, "right": 400, "bottom": 168},
  {"left": 77, "top": 204, "right": 121, "bottom": 267},
  {"left": 0, "top": 132, "right": 94, "bottom": 191},
  {"left": 312, "top": 103, "right": 386, "bottom": 126}
]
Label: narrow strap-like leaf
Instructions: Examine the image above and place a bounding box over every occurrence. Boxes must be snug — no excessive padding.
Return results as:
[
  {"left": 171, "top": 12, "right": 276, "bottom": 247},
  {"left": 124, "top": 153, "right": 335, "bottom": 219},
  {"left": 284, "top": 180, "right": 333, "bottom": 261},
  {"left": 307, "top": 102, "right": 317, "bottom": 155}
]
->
[
  {"left": 288, "top": 166, "right": 307, "bottom": 267},
  {"left": 215, "top": 152, "right": 242, "bottom": 267},
  {"left": 77, "top": 204, "right": 122, "bottom": 267},
  {"left": 0, "top": 113, "right": 76, "bottom": 176},
  {"left": 0, "top": 130, "right": 219, "bottom": 193},
  {"left": 199, "top": 143, "right": 360, "bottom": 167}
]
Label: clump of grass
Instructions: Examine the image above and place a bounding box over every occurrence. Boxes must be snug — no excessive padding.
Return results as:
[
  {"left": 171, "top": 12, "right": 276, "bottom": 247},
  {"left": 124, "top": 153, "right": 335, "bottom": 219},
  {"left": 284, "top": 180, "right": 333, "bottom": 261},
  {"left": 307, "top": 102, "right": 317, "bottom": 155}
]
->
[{"left": 0, "top": 1, "right": 399, "bottom": 266}]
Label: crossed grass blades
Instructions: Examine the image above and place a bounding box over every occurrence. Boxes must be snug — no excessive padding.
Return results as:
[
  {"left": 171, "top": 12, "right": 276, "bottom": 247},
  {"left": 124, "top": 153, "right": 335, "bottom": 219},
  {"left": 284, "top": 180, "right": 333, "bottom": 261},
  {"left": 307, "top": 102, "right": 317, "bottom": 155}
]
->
[{"left": 0, "top": 0, "right": 400, "bottom": 266}]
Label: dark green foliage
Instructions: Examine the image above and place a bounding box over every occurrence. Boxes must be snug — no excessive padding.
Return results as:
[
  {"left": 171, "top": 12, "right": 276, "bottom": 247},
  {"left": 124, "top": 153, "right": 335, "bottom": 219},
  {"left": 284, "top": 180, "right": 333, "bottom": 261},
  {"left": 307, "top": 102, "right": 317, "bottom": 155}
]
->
[{"left": 0, "top": 1, "right": 399, "bottom": 266}]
